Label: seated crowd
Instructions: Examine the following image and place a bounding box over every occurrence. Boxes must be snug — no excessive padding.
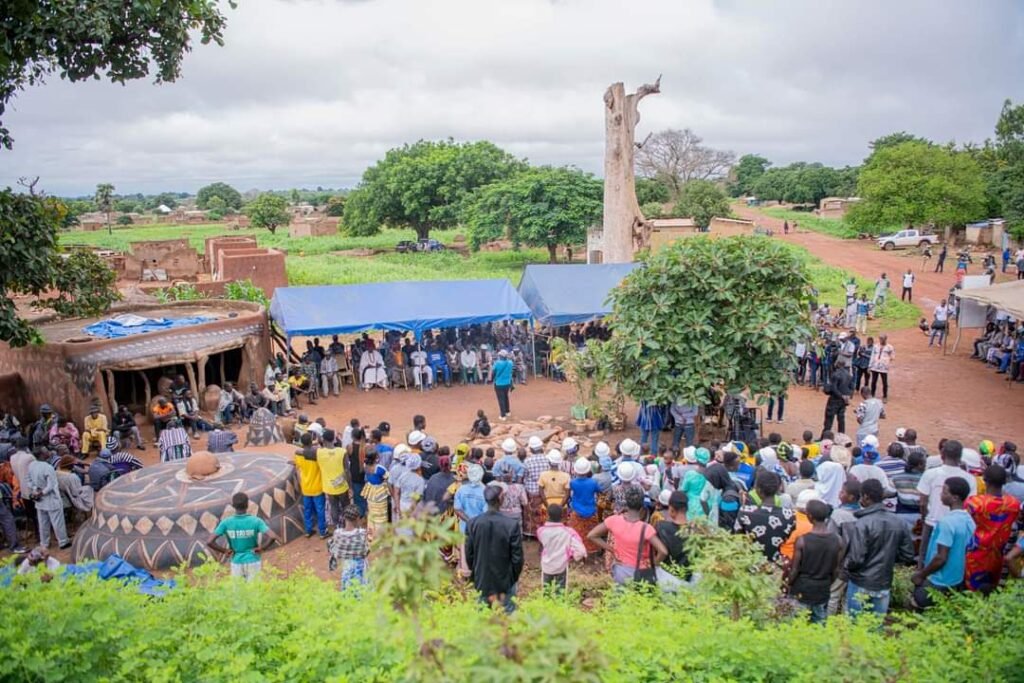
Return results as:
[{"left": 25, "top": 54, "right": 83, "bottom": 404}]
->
[{"left": 970, "top": 318, "right": 1024, "bottom": 381}]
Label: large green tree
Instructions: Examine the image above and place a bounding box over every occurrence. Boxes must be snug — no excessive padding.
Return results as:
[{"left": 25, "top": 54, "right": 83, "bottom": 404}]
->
[
  {"left": 750, "top": 163, "right": 857, "bottom": 205},
  {"left": 0, "top": 0, "right": 230, "bottom": 148},
  {"left": 847, "top": 141, "right": 986, "bottom": 232},
  {"left": 462, "top": 167, "right": 602, "bottom": 262},
  {"left": 983, "top": 99, "right": 1024, "bottom": 238},
  {"left": 196, "top": 182, "right": 242, "bottom": 210},
  {"left": 0, "top": 190, "right": 119, "bottom": 346},
  {"left": 729, "top": 154, "right": 771, "bottom": 197},
  {"left": 607, "top": 236, "right": 811, "bottom": 405},
  {"left": 672, "top": 180, "right": 730, "bottom": 230},
  {"left": 245, "top": 193, "right": 290, "bottom": 234},
  {"left": 343, "top": 140, "right": 525, "bottom": 239}
]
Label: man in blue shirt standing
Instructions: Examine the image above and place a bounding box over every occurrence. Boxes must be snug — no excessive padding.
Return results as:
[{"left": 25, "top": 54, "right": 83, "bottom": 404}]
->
[
  {"left": 911, "top": 477, "right": 975, "bottom": 609},
  {"left": 491, "top": 349, "right": 515, "bottom": 421}
]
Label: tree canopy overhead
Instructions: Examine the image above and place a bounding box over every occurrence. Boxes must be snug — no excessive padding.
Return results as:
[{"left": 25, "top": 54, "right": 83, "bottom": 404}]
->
[
  {"left": 462, "top": 166, "right": 602, "bottom": 261},
  {"left": 847, "top": 141, "right": 986, "bottom": 231},
  {"left": 607, "top": 236, "right": 811, "bottom": 406},
  {"left": 0, "top": 189, "right": 119, "bottom": 346},
  {"left": 343, "top": 140, "right": 525, "bottom": 239},
  {"left": 635, "top": 128, "right": 735, "bottom": 199},
  {"left": 0, "top": 0, "right": 231, "bottom": 148}
]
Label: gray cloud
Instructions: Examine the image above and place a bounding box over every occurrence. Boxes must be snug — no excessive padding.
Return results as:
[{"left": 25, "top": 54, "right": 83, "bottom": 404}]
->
[{"left": 2, "top": 0, "right": 1022, "bottom": 195}]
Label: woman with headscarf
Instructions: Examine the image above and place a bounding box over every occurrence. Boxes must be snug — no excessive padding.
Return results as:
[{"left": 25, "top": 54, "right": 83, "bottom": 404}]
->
[
  {"left": 814, "top": 461, "right": 846, "bottom": 508},
  {"left": 158, "top": 419, "right": 192, "bottom": 463}
]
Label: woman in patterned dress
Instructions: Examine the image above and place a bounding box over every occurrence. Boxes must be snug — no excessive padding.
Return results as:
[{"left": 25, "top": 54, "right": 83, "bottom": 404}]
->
[{"left": 964, "top": 465, "right": 1021, "bottom": 592}]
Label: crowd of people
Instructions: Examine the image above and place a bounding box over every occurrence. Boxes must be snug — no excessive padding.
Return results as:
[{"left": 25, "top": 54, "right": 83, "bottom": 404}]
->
[{"left": 194, "top": 398, "right": 1024, "bottom": 621}]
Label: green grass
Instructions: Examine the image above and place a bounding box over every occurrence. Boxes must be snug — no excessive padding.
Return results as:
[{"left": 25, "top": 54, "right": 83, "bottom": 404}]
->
[
  {"left": 784, "top": 242, "right": 919, "bottom": 329},
  {"left": 759, "top": 207, "right": 861, "bottom": 238}
]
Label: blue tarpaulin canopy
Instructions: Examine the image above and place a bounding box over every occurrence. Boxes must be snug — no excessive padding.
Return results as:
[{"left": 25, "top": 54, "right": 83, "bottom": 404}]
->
[
  {"left": 269, "top": 279, "right": 533, "bottom": 338},
  {"left": 517, "top": 263, "right": 641, "bottom": 326}
]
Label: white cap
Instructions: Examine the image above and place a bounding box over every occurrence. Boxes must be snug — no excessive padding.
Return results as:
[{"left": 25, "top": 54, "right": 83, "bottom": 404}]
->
[
  {"left": 620, "top": 438, "right": 640, "bottom": 457},
  {"left": 683, "top": 446, "right": 697, "bottom": 463},
  {"left": 546, "top": 449, "right": 562, "bottom": 465},
  {"left": 618, "top": 461, "right": 638, "bottom": 482},
  {"left": 895, "top": 427, "right": 907, "bottom": 440},
  {"left": 406, "top": 454, "right": 422, "bottom": 470},
  {"left": 796, "top": 488, "right": 821, "bottom": 511},
  {"left": 393, "top": 443, "right": 411, "bottom": 459},
  {"left": 862, "top": 434, "right": 879, "bottom": 448},
  {"left": 501, "top": 437, "right": 518, "bottom": 453},
  {"left": 961, "top": 448, "right": 983, "bottom": 470},
  {"left": 594, "top": 442, "right": 610, "bottom": 458},
  {"left": 573, "top": 457, "right": 591, "bottom": 475},
  {"left": 528, "top": 435, "right": 544, "bottom": 451},
  {"left": 562, "top": 437, "right": 578, "bottom": 453},
  {"left": 467, "top": 464, "right": 484, "bottom": 483},
  {"left": 658, "top": 490, "right": 672, "bottom": 507},
  {"left": 408, "top": 430, "right": 426, "bottom": 446}
]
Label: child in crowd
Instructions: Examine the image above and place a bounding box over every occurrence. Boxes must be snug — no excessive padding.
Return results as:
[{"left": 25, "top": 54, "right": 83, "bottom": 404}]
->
[
  {"left": 328, "top": 505, "right": 369, "bottom": 591},
  {"left": 536, "top": 504, "right": 586, "bottom": 590},
  {"left": 469, "top": 409, "right": 491, "bottom": 438}
]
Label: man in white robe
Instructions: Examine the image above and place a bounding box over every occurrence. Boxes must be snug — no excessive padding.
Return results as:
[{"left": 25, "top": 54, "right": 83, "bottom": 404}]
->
[
  {"left": 410, "top": 346, "right": 433, "bottom": 389},
  {"left": 359, "top": 348, "right": 388, "bottom": 391},
  {"left": 320, "top": 351, "right": 340, "bottom": 396}
]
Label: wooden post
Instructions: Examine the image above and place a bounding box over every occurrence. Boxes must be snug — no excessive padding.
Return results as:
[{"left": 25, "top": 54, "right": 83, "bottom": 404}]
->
[
  {"left": 197, "top": 354, "right": 208, "bottom": 397},
  {"left": 139, "top": 371, "right": 152, "bottom": 413},
  {"left": 220, "top": 352, "right": 227, "bottom": 386},
  {"left": 185, "top": 361, "right": 198, "bottom": 401},
  {"left": 104, "top": 369, "right": 117, "bottom": 416}
]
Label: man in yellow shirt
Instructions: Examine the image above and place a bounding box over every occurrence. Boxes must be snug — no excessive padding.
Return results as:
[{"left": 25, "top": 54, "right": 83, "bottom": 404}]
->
[
  {"left": 317, "top": 429, "right": 350, "bottom": 529},
  {"left": 294, "top": 432, "right": 326, "bottom": 538},
  {"left": 537, "top": 450, "right": 570, "bottom": 508},
  {"left": 81, "top": 405, "right": 109, "bottom": 455}
]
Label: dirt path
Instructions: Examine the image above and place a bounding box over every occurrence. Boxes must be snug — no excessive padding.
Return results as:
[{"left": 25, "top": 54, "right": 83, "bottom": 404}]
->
[{"left": 736, "top": 205, "right": 1024, "bottom": 449}]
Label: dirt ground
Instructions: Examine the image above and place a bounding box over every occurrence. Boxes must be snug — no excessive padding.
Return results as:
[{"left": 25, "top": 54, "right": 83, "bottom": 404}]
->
[{"left": 23, "top": 214, "right": 1024, "bottom": 587}]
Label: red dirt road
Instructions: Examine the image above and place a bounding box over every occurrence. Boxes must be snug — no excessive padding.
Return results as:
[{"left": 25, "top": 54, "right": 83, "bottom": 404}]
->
[{"left": 736, "top": 205, "right": 1024, "bottom": 449}]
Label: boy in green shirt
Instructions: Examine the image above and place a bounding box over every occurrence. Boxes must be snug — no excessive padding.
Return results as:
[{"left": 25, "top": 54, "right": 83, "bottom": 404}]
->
[{"left": 207, "top": 492, "right": 278, "bottom": 580}]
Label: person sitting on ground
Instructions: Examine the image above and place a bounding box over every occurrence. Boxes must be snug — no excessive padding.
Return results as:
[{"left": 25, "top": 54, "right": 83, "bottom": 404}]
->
[
  {"left": 174, "top": 389, "right": 204, "bottom": 438},
  {"left": 207, "top": 492, "right": 277, "bottom": 581},
  {"left": 217, "top": 382, "right": 246, "bottom": 425},
  {"left": 151, "top": 397, "right": 176, "bottom": 439},
  {"left": 101, "top": 436, "right": 143, "bottom": 475},
  {"left": 80, "top": 405, "right": 108, "bottom": 456},
  {"left": 169, "top": 374, "right": 190, "bottom": 402},
  {"left": 112, "top": 405, "right": 145, "bottom": 450},
  {"left": 56, "top": 455, "right": 94, "bottom": 514},
  {"left": 158, "top": 419, "right": 192, "bottom": 463},
  {"left": 469, "top": 409, "right": 491, "bottom": 439},
  {"left": 261, "top": 382, "right": 286, "bottom": 416},
  {"left": 287, "top": 367, "right": 317, "bottom": 407},
  {"left": 17, "top": 546, "right": 61, "bottom": 579},
  {"left": 207, "top": 423, "right": 238, "bottom": 454},
  {"left": 536, "top": 503, "right": 586, "bottom": 590},
  {"left": 48, "top": 417, "right": 80, "bottom": 452},
  {"left": 244, "top": 382, "right": 267, "bottom": 416}
]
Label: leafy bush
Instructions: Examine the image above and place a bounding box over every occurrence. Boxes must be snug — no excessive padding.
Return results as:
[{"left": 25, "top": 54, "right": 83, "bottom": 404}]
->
[
  {"left": 222, "top": 279, "right": 269, "bottom": 308},
  {"left": 3, "top": 558, "right": 1023, "bottom": 682},
  {"left": 154, "top": 282, "right": 203, "bottom": 303},
  {"left": 206, "top": 209, "right": 224, "bottom": 221},
  {"left": 115, "top": 214, "right": 133, "bottom": 225}
]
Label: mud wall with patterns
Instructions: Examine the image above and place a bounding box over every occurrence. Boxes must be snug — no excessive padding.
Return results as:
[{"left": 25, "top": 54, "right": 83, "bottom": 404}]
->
[
  {"left": 71, "top": 453, "right": 305, "bottom": 571},
  {"left": 0, "top": 301, "right": 271, "bottom": 425}
]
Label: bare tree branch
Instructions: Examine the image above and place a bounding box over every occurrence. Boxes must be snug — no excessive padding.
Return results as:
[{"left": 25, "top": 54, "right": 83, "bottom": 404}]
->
[
  {"left": 635, "top": 75, "right": 662, "bottom": 101},
  {"left": 636, "top": 131, "right": 653, "bottom": 150},
  {"left": 634, "top": 128, "right": 735, "bottom": 198},
  {"left": 17, "top": 176, "right": 40, "bottom": 196}
]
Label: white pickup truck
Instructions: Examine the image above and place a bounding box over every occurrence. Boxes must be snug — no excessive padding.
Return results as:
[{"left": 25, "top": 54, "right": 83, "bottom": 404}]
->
[{"left": 876, "top": 228, "right": 939, "bottom": 251}]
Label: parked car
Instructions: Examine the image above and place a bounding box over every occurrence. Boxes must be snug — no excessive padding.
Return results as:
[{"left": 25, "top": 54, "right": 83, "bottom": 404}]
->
[
  {"left": 395, "top": 240, "right": 417, "bottom": 253},
  {"left": 876, "top": 228, "right": 939, "bottom": 251},
  {"left": 395, "top": 238, "right": 446, "bottom": 253}
]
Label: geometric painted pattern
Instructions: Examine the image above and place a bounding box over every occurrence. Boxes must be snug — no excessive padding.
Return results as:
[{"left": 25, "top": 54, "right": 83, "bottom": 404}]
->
[{"left": 70, "top": 452, "right": 304, "bottom": 571}]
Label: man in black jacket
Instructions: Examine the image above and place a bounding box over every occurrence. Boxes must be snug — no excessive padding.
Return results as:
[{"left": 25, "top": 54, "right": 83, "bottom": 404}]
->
[
  {"left": 844, "top": 479, "right": 915, "bottom": 617},
  {"left": 822, "top": 357, "right": 854, "bottom": 437},
  {"left": 465, "top": 485, "right": 524, "bottom": 613}
]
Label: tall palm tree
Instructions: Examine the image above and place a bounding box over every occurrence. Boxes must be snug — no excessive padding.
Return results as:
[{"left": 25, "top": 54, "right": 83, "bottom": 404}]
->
[{"left": 95, "top": 183, "right": 114, "bottom": 235}]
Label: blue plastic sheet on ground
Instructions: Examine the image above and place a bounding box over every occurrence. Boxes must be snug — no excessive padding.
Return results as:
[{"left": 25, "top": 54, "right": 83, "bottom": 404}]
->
[
  {"left": 3, "top": 553, "right": 175, "bottom": 596},
  {"left": 84, "top": 314, "right": 213, "bottom": 339}
]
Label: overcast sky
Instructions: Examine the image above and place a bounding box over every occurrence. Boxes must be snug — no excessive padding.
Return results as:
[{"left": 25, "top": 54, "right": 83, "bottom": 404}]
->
[{"left": 3, "top": 0, "right": 1022, "bottom": 196}]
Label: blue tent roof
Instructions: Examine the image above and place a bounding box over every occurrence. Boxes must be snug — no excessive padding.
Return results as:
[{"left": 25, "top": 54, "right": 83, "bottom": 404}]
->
[
  {"left": 269, "top": 279, "right": 532, "bottom": 338},
  {"left": 517, "top": 263, "right": 641, "bottom": 326}
]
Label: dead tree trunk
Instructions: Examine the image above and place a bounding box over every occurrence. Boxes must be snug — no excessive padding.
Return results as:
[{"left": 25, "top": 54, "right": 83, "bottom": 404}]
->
[{"left": 601, "top": 76, "right": 661, "bottom": 263}]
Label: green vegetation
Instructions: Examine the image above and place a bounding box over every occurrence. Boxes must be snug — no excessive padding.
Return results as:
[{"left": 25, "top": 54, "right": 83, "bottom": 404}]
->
[
  {"left": 749, "top": 162, "right": 859, "bottom": 206},
  {"left": 609, "top": 236, "right": 813, "bottom": 405},
  {"left": 672, "top": 179, "right": 731, "bottom": 230},
  {"left": 244, "top": 193, "right": 290, "bottom": 234},
  {"left": 760, "top": 206, "right": 863, "bottom": 238},
  {"left": 2, "top": 541, "right": 1022, "bottom": 681}
]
